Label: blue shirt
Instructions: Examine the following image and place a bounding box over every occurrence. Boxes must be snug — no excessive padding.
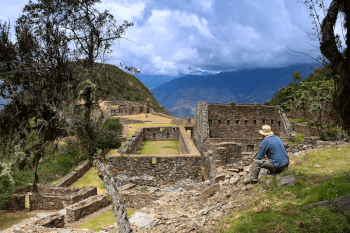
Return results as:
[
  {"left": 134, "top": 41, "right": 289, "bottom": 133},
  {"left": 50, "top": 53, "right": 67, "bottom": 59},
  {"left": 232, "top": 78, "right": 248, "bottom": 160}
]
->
[{"left": 255, "top": 135, "right": 289, "bottom": 168}]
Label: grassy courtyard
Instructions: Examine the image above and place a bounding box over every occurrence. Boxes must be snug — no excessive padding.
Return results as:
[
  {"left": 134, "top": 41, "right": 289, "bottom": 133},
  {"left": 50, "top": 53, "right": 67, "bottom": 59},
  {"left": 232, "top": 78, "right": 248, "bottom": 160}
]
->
[
  {"left": 140, "top": 140, "right": 180, "bottom": 154},
  {"left": 75, "top": 209, "right": 137, "bottom": 231}
]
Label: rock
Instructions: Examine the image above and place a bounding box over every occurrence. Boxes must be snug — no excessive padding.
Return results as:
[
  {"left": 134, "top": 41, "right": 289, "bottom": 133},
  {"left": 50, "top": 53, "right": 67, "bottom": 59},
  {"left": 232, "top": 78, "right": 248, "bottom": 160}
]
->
[
  {"left": 278, "top": 175, "right": 296, "bottom": 187},
  {"left": 119, "top": 183, "right": 136, "bottom": 192},
  {"left": 227, "top": 168, "right": 240, "bottom": 173},
  {"left": 313, "top": 164, "right": 321, "bottom": 168},
  {"left": 212, "top": 174, "right": 226, "bottom": 184},
  {"left": 36, "top": 213, "right": 50, "bottom": 218},
  {"left": 303, "top": 193, "right": 350, "bottom": 212},
  {"left": 147, "top": 187, "right": 159, "bottom": 192},
  {"left": 129, "top": 212, "right": 158, "bottom": 229},
  {"left": 198, "top": 184, "right": 221, "bottom": 201},
  {"left": 161, "top": 211, "right": 179, "bottom": 220},
  {"left": 229, "top": 177, "right": 240, "bottom": 185},
  {"left": 58, "top": 208, "right": 66, "bottom": 217},
  {"left": 316, "top": 140, "right": 325, "bottom": 145}
]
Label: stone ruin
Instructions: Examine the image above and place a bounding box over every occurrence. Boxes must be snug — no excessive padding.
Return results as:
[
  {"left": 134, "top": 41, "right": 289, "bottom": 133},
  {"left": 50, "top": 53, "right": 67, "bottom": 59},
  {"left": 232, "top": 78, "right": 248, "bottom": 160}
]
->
[
  {"left": 193, "top": 102, "right": 295, "bottom": 180},
  {"left": 105, "top": 100, "right": 154, "bottom": 116}
]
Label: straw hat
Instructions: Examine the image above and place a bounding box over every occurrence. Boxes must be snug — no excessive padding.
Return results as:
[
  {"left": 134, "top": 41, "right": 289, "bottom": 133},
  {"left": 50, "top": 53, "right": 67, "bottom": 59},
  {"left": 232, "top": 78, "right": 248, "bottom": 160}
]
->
[{"left": 259, "top": 125, "right": 274, "bottom": 136}]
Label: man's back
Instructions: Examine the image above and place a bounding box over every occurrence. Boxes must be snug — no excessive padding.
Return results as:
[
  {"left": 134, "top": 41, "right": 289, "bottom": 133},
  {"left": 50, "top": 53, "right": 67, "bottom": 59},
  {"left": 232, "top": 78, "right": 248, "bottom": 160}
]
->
[{"left": 255, "top": 135, "right": 289, "bottom": 167}]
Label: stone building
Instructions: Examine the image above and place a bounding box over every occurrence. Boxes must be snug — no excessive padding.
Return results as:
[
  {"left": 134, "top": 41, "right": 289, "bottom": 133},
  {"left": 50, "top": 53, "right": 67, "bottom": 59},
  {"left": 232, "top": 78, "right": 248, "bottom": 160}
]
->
[
  {"left": 105, "top": 100, "right": 153, "bottom": 116},
  {"left": 193, "top": 102, "right": 294, "bottom": 155}
]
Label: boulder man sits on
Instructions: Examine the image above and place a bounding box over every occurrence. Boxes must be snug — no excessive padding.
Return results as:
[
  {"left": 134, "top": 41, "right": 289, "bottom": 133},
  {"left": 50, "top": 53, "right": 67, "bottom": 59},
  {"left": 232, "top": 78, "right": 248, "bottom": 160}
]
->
[{"left": 245, "top": 125, "right": 289, "bottom": 184}]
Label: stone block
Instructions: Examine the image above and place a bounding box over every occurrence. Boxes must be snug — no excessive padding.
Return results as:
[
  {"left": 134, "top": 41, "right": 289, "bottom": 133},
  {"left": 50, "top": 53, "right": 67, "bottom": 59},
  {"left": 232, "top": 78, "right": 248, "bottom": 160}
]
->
[
  {"left": 278, "top": 175, "right": 296, "bottom": 187},
  {"left": 198, "top": 184, "right": 221, "bottom": 201}
]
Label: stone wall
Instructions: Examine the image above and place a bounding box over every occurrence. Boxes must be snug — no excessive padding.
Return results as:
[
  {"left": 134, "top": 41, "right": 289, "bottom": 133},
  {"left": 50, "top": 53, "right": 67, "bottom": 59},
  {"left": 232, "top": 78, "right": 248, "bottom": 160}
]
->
[
  {"left": 172, "top": 117, "right": 195, "bottom": 126},
  {"left": 214, "top": 142, "right": 243, "bottom": 166},
  {"left": 120, "top": 192, "right": 162, "bottom": 209},
  {"left": 55, "top": 159, "right": 92, "bottom": 187},
  {"left": 150, "top": 112, "right": 177, "bottom": 119},
  {"left": 206, "top": 103, "right": 289, "bottom": 138},
  {"left": 66, "top": 193, "right": 111, "bottom": 223},
  {"left": 290, "top": 121, "right": 320, "bottom": 136},
  {"left": 193, "top": 102, "right": 209, "bottom": 156},
  {"left": 109, "top": 126, "right": 201, "bottom": 186},
  {"left": 1, "top": 194, "right": 26, "bottom": 211},
  {"left": 109, "top": 155, "right": 202, "bottom": 186},
  {"left": 118, "top": 127, "right": 181, "bottom": 154},
  {"left": 29, "top": 185, "right": 97, "bottom": 210},
  {"left": 203, "top": 138, "right": 263, "bottom": 153},
  {"left": 34, "top": 213, "right": 65, "bottom": 228},
  {"left": 115, "top": 117, "right": 144, "bottom": 124},
  {"left": 107, "top": 100, "right": 148, "bottom": 116}
]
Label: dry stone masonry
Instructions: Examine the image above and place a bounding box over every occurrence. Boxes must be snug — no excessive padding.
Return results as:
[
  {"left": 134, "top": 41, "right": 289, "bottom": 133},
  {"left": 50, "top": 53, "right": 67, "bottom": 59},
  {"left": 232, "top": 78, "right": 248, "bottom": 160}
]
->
[
  {"left": 108, "top": 126, "right": 201, "bottom": 187},
  {"left": 105, "top": 100, "right": 152, "bottom": 116}
]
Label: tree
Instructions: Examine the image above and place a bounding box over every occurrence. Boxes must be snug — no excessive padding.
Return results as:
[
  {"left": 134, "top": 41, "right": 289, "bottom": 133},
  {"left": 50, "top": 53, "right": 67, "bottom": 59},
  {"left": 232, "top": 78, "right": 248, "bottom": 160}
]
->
[
  {"left": 12, "top": 0, "right": 138, "bottom": 231},
  {"left": 0, "top": 15, "right": 73, "bottom": 198},
  {"left": 292, "top": 0, "right": 350, "bottom": 135}
]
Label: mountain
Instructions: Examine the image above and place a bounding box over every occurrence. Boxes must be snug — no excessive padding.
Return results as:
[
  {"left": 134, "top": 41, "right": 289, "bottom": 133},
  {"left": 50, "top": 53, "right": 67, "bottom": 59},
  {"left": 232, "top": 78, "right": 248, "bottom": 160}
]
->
[
  {"left": 0, "top": 63, "right": 171, "bottom": 115},
  {"left": 152, "top": 63, "right": 322, "bottom": 118},
  {"left": 134, "top": 68, "right": 213, "bottom": 90}
]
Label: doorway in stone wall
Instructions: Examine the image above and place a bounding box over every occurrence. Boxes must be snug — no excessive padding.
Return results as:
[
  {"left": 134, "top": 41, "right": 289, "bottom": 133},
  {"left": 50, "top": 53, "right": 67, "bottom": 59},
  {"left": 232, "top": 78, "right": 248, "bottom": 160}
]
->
[{"left": 247, "top": 145, "right": 254, "bottom": 152}]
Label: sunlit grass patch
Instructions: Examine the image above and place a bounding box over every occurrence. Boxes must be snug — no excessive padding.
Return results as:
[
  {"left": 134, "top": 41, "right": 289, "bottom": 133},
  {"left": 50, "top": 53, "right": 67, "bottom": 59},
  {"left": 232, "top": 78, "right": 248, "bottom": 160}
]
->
[
  {"left": 0, "top": 211, "right": 37, "bottom": 231},
  {"left": 75, "top": 209, "right": 138, "bottom": 232},
  {"left": 140, "top": 140, "right": 179, "bottom": 154},
  {"left": 290, "top": 146, "right": 350, "bottom": 175},
  {"left": 73, "top": 167, "right": 106, "bottom": 194},
  {"left": 214, "top": 145, "right": 350, "bottom": 233}
]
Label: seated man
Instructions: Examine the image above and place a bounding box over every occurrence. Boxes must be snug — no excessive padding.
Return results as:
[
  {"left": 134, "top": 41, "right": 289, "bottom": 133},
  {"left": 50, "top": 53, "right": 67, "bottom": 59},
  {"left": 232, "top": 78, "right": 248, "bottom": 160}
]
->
[{"left": 245, "top": 125, "right": 289, "bottom": 184}]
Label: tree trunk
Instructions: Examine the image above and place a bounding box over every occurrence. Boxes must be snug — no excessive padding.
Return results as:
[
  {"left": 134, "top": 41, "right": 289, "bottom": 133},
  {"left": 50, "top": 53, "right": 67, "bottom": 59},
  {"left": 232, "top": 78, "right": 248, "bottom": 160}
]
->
[
  {"left": 94, "top": 159, "right": 133, "bottom": 233},
  {"left": 333, "top": 74, "right": 350, "bottom": 134}
]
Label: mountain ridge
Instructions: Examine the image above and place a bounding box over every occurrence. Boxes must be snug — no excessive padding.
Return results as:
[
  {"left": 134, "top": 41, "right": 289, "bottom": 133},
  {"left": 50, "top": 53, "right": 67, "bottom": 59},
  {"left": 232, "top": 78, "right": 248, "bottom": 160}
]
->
[{"left": 152, "top": 63, "right": 322, "bottom": 118}]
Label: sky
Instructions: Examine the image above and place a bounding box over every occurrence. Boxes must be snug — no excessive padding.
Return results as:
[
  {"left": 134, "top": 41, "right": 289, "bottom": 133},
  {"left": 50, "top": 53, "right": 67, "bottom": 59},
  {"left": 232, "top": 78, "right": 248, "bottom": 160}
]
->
[{"left": 0, "top": 0, "right": 347, "bottom": 77}]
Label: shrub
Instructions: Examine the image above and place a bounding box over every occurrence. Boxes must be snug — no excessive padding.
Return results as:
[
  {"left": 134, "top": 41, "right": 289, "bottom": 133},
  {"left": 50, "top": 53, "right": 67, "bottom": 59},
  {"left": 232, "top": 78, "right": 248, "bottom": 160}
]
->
[
  {"left": 104, "top": 119, "right": 123, "bottom": 132},
  {"left": 95, "top": 131, "right": 121, "bottom": 151},
  {"left": 56, "top": 139, "right": 87, "bottom": 175}
]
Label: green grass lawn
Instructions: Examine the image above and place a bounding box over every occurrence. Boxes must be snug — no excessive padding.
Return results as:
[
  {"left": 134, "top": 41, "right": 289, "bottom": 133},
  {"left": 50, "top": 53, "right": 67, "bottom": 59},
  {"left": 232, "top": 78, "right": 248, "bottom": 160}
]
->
[
  {"left": 75, "top": 209, "right": 138, "bottom": 231},
  {"left": 140, "top": 140, "right": 179, "bottom": 154},
  {"left": 73, "top": 167, "right": 106, "bottom": 194},
  {"left": 215, "top": 145, "right": 350, "bottom": 232}
]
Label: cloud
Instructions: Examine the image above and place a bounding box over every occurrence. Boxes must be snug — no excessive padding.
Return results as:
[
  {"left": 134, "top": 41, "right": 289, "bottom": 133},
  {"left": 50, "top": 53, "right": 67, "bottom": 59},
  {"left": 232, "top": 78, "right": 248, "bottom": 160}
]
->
[{"left": 1, "top": 0, "right": 345, "bottom": 75}]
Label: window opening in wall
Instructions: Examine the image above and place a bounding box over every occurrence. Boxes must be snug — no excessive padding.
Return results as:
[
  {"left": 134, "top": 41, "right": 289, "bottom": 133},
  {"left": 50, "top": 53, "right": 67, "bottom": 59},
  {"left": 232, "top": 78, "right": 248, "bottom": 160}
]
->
[
  {"left": 152, "top": 158, "right": 156, "bottom": 164},
  {"left": 132, "top": 107, "right": 134, "bottom": 111},
  {"left": 153, "top": 133, "right": 156, "bottom": 140},
  {"left": 209, "top": 119, "right": 212, "bottom": 125},
  {"left": 271, "top": 120, "right": 274, "bottom": 124},
  {"left": 262, "top": 119, "right": 266, "bottom": 124},
  {"left": 160, "top": 128, "right": 163, "bottom": 132},
  {"left": 236, "top": 120, "right": 239, "bottom": 124},
  {"left": 218, "top": 120, "right": 221, "bottom": 124},
  {"left": 167, "top": 132, "right": 169, "bottom": 139},
  {"left": 245, "top": 120, "right": 248, "bottom": 125},
  {"left": 254, "top": 120, "right": 257, "bottom": 124},
  {"left": 227, "top": 120, "right": 230, "bottom": 125},
  {"left": 278, "top": 121, "right": 281, "bottom": 127},
  {"left": 247, "top": 145, "right": 254, "bottom": 152}
]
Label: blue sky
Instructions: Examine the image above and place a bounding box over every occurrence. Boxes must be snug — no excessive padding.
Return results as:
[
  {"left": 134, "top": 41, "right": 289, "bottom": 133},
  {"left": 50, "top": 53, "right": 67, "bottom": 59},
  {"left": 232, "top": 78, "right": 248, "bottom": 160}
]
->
[{"left": 1, "top": 0, "right": 346, "bottom": 76}]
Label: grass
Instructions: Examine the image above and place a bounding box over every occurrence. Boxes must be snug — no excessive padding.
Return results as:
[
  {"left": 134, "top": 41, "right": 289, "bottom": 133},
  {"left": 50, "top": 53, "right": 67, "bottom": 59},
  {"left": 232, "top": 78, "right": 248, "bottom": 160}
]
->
[
  {"left": 215, "top": 145, "right": 350, "bottom": 233},
  {"left": 140, "top": 140, "right": 179, "bottom": 154},
  {"left": 0, "top": 211, "right": 37, "bottom": 231},
  {"left": 288, "top": 117, "right": 309, "bottom": 125},
  {"left": 75, "top": 209, "right": 138, "bottom": 231},
  {"left": 73, "top": 167, "right": 106, "bottom": 194}
]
